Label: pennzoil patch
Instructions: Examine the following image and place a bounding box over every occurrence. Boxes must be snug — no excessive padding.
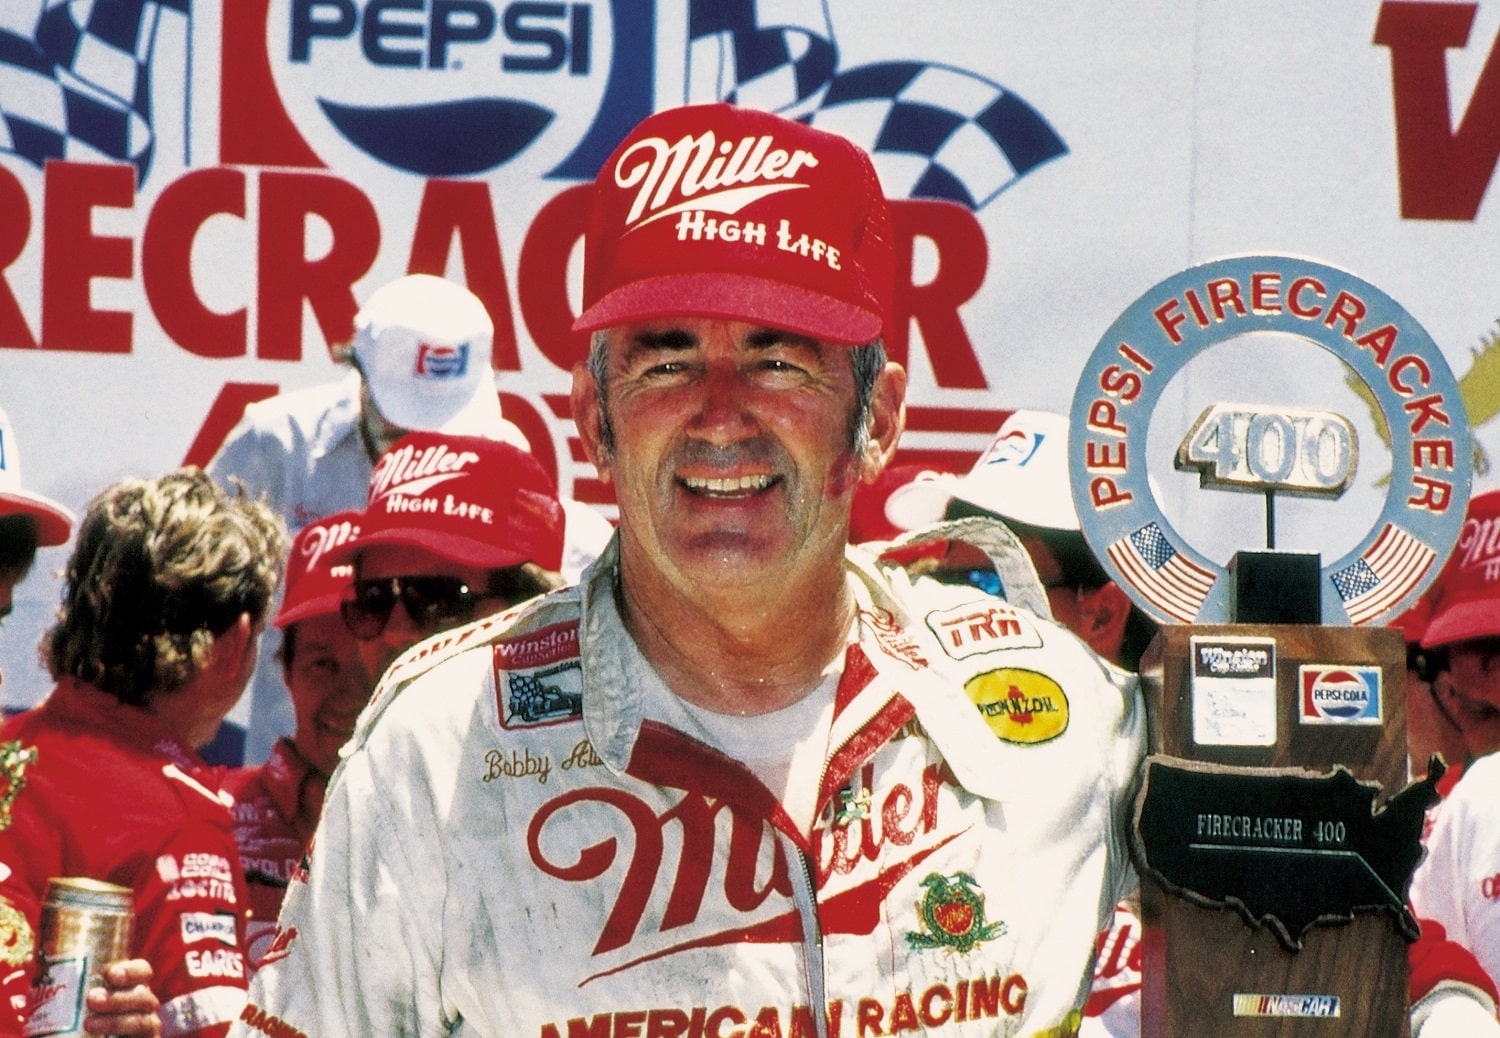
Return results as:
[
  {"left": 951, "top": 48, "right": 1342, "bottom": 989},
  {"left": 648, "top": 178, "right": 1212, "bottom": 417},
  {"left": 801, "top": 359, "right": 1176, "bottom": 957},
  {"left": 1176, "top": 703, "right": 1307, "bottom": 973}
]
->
[
  {"left": 907, "top": 873, "right": 1005, "bottom": 953},
  {"left": 965, "top": 669, "right": 1069, "bottom": 744},
  {"left": 0, "top": 740, "right": 37, "bottom": 831}
]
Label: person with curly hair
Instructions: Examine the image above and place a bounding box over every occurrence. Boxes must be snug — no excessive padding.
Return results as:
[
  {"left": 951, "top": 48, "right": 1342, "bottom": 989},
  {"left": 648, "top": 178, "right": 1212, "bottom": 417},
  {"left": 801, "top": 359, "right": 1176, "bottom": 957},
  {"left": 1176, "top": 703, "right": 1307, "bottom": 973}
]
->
[{"left": 0, "top": 468, "right": 286, "bottom": 1038}]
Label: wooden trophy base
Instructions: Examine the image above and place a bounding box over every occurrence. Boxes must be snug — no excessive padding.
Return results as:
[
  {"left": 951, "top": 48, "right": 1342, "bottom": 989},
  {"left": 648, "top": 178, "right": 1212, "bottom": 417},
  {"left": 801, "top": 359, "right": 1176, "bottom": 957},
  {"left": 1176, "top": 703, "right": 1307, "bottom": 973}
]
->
[{"left": 1137, "top": 624, "right": 1413, "bottom": 1038}]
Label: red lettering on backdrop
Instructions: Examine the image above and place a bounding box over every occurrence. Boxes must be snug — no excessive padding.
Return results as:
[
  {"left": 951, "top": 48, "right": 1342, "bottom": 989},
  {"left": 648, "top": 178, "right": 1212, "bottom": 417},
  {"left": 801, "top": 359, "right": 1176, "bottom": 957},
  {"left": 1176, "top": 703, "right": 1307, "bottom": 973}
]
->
[
  {"left": 42, "top": 162, "right": 134, "bottom": 352},
  {"left": 0, "top": 166, "right": 36, "bottom": 349},
  {"left": 408, "top": 179, "right": 521, "bottom": 371},
  {"left": 497, "top": 392, "right": 558, "bottom": 487},
  {"left": 1375, "top": 2, "right": 1500, "bottom": 219},
  {"left": 181, "top": 382, "right": 280, "bottom": 468},
  {"left": 144, "top": 168, "right": 248, "bottom": 358},
  {"left": 220, "top": 0, "right": 321, "bottom": 168},
  {"left": 519, "top": 183, "right": 592, "bottom": 373},
  {"left": 256, "top": 172, "right": 380, "bottom": 361},
  {"left": 891, "top": 200, "right": 988, "bottom": 390}
]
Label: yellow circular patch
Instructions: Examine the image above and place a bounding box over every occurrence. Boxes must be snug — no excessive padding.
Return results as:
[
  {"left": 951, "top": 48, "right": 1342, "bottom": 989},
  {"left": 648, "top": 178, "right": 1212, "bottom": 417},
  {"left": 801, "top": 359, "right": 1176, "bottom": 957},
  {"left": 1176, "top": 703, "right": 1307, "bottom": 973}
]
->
[{"left": 966, "top": 669, "right": 1070, "bottom": 744}]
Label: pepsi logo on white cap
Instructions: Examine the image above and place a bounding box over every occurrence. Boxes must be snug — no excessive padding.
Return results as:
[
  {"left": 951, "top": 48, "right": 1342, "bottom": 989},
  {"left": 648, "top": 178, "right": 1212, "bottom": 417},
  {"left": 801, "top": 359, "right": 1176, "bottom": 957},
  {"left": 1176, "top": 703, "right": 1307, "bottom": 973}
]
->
[
  {"left": 352, "top": 274, "right": 520, "bottom": 443},
  {"left": 885, "top": 409, "right": 1078, "bottom": 533}
]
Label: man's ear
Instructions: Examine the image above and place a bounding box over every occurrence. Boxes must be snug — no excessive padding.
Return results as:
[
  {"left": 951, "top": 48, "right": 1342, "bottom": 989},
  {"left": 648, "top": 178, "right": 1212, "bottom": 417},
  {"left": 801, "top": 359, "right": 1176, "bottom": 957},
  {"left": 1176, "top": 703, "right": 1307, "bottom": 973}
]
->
[
  {"left": 859, "top": 361, "right": 907, "bottom": 484},
  {"left": 571, "top": 364, "right": 612, "bottom": 483},
  {"left": 211, "top": 612, "right": 255, "bottom": 677},
  {"left": 1074, "top": 581, "right": 1133, "bottom": 666}
]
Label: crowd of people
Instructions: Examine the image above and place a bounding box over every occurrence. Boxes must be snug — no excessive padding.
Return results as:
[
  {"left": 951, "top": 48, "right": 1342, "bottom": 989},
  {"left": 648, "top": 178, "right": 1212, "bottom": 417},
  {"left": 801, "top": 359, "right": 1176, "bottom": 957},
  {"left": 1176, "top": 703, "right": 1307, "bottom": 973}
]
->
[{"left": 0, "top": 101, "right": 1496, "bottom": 1038}]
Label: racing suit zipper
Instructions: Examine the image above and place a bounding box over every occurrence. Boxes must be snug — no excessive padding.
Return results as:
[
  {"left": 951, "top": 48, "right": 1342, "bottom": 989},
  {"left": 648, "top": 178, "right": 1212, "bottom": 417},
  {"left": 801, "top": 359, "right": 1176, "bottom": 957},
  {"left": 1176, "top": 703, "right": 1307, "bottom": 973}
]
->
[{"left": 786, "top": 833, "right": 828, "bottom": 1038}]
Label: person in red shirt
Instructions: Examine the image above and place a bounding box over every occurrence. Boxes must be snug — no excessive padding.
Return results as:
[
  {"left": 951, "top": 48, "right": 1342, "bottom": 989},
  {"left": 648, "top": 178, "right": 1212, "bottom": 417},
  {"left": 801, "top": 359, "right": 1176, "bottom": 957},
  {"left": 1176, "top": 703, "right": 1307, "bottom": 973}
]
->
[
  {"left": 223, "top": 511, "right": 367, "bottom": 971},
  {"left": 0, "top": 468, "right": 286, "bottom": 1038}
]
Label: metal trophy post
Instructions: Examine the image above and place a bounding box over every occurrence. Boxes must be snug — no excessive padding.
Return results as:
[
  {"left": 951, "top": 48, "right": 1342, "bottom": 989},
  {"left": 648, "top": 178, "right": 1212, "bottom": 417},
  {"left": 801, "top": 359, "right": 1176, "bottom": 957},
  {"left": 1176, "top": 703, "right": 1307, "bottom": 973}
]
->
[{"left": 1069, "top": 255, "right": 1472, "bottom": 1037}]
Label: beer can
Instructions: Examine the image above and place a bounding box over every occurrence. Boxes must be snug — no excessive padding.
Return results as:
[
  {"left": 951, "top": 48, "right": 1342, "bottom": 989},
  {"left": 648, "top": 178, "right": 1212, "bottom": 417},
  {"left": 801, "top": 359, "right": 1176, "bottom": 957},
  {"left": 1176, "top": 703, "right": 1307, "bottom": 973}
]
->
[{"left": 25, "top": 877, "right": 134, "bottom": 1038}]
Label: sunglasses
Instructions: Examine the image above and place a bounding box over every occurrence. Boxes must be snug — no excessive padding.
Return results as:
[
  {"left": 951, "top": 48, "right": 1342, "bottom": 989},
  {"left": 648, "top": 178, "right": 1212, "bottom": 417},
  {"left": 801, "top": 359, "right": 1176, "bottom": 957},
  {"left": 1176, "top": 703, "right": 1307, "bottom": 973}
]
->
[
  {"left": 340, "top": 575, "right": 491, "bottom": 641},
  {"left": 932, "top": 566, "right": 1004, "bottom": 597}
]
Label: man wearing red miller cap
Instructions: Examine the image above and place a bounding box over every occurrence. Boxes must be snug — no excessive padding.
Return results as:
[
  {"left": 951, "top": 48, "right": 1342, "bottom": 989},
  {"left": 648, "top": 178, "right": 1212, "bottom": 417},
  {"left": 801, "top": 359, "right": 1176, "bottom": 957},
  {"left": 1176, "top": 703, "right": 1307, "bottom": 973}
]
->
[
  {"left": 233, "top": 104, "right": 1142, "bottom": 1038},
  {"left": 1410, "top": 488, "right": 1500, "bottom": 994},
  {"left": 222, "top": 511, "right": 366, "bottom": 974}
]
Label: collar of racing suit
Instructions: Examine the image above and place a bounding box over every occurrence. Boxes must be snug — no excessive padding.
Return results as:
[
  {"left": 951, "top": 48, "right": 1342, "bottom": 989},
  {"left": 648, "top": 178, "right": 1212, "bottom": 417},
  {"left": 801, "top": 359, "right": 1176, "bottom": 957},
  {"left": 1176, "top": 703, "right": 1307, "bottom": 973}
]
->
[{"left": 576, "top": 529, "right": 1047, "bottom": 813}]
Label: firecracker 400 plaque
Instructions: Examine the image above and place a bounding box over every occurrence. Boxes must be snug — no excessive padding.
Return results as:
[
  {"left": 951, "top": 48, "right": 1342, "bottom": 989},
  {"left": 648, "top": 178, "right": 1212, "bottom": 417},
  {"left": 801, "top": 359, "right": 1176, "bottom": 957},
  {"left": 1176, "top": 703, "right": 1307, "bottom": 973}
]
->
[{"left": 1067, "top": 255, "right": 1472, "bottom": 1038}]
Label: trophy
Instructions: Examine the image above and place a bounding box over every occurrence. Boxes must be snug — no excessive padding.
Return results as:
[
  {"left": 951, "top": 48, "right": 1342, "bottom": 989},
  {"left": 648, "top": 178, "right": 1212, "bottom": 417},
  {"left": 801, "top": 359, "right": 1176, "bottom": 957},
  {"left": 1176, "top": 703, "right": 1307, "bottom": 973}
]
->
[{"left": 1068, "top": 255, "right": 1473, "bottom": 1037}]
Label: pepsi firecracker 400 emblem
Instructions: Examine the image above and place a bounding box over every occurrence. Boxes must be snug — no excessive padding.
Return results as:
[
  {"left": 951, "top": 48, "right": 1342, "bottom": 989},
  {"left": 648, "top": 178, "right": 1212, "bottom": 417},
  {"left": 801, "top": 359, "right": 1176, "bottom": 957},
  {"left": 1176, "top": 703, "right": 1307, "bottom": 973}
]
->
[{"left": 1068, "top": 255, "right": 1471, "bottom": 626}]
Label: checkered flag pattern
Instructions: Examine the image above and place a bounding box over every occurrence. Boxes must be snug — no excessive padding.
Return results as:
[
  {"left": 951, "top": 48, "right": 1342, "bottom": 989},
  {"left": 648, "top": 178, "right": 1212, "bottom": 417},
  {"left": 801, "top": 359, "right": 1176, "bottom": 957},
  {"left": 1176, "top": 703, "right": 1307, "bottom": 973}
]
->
[
  {"left": 810, "top": 63, "right": 1067, "bottom": 209},
  {"left": 685, "top": 0, "right": 1066, "bottom": 211},
  {"left": 0, "top": 0, "right": 185, "bottom": 176},
  {"left": 687, "top": 0, "right": 836, "bottom": 120}
]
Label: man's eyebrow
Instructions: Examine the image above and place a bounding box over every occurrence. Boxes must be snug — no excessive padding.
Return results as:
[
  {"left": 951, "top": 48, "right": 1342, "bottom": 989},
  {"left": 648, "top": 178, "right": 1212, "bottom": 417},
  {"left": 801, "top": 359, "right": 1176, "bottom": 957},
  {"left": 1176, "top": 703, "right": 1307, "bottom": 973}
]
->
[
  {"left": 627, "top": 328, "right": 699, "bottom": 352},
  {"left": 745, "top": 328, "right": 821, "bottom": 352}
]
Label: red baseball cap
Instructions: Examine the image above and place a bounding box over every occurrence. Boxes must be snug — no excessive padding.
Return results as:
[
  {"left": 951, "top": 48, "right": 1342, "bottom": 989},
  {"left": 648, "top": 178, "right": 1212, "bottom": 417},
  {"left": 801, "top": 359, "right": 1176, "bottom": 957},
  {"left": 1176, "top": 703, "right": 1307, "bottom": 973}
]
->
[
  {"left": 274, "top": 511, "right": 362, "bottom": 628},
  {"left": 572, "top": 103, "right": 895, "bottom": 345},
  {"left": 1422, "top": 488, "right": 1500, "bottom": 647},
  {"left": 335, "top": 432, "right": 565, "bottom": 572}
]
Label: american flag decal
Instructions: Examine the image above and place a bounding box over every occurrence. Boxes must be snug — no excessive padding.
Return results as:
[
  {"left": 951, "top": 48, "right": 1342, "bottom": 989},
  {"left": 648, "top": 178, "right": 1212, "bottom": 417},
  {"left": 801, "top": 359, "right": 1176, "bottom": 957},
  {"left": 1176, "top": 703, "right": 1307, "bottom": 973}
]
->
[
  {"left": 1107, "top": 522, "right": 1216, "bottom": 623},
  {"left": 1330, "top": 522, "right": 1435, "bottom": 625}
]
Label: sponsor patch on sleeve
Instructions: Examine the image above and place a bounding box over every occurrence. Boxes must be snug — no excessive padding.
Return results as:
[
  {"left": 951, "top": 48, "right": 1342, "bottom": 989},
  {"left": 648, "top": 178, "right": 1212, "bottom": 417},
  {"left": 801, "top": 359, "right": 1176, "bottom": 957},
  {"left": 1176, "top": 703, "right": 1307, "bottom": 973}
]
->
[{"left": 926, "top": 601, "right": 1043, "bottom": 659}]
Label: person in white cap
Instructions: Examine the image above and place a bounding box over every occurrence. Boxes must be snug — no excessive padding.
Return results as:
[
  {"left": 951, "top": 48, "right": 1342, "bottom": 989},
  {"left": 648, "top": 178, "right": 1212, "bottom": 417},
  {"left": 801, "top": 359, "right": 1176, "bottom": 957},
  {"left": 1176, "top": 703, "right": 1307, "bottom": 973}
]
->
[
  {"left": 206, "top": 274, "right": 608, "bottom": 765},
  {"left": 886, "top": 409, "right": 1155, "bottom": 670},
  {"left": 0, "top": 403, "right": 74, "bottom": 628}
]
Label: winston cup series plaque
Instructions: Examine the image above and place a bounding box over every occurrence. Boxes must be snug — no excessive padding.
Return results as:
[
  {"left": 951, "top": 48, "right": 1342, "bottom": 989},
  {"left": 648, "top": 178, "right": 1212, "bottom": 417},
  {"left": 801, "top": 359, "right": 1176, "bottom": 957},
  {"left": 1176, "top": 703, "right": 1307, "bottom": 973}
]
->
[{"left": 1069, "top": 255, "right": 1471, "bottom": 1037}]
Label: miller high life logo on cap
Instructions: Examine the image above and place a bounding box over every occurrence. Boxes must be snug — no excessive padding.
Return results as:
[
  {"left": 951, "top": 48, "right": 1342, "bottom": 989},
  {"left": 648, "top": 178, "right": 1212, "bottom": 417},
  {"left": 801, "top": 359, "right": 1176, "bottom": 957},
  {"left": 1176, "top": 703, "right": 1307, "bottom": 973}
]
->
[
  {"left": 298, "top": 516, "right": 360, "bottom": 574},
  {"left": 1456, "top": 510, "right": 1500, "bottom": 582},
  {"left": 369, "top": 442, "right": 480, "bottom": 504},
  {"left": 614, "top": 130, "right": 820, "bottom": 229}
]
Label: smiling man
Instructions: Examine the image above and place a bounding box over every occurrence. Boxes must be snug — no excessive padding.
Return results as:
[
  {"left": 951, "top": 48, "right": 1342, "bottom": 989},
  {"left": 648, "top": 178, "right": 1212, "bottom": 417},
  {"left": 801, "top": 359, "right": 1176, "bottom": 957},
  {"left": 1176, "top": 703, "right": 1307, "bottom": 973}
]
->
[{"left": 232, "top": 104, "right": 1144, "bottom": 1038}]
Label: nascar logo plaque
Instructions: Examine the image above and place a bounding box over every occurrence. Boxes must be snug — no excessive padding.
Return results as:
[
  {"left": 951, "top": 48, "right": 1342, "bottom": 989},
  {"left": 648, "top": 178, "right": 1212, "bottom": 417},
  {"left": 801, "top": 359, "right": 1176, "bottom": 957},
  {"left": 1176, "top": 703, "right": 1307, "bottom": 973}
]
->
[{"left": 1070, "top": 256, "right": 1471, "bottom": 1038}]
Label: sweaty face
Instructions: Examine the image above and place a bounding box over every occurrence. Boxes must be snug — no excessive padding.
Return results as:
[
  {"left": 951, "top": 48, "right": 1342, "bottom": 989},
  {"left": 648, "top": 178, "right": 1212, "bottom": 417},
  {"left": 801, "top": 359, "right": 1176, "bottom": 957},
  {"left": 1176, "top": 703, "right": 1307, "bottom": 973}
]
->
[
  {"left": 583, "top": 319, "right": 877, "bottom": 594},
  {"left": 284, "top": 613, "right": 372, "bottom": 775}
]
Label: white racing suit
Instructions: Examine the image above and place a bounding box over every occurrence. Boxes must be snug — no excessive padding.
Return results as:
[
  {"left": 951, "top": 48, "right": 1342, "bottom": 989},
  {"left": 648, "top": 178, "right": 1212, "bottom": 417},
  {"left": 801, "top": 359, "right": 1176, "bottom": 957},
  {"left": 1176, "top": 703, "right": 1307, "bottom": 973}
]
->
[{"left": 232, "top": 527, "right": 1145, "bottom": 1038}]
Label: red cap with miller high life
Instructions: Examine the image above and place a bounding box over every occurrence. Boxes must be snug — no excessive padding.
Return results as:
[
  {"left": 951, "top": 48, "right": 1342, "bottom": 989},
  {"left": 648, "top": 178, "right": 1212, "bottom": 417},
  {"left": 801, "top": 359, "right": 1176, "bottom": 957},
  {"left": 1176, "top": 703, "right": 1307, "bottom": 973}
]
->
[
  {"left": 331, "top": 432, "right": 565, "bottom": 573},
  {"left": 1422, "top": 488, "right": 1500, "bottom": 647},
  {"left": 572, "top": 103, "right": 895, "bottom": 346},
  {"left": 273, "top": 510, "right": 362, "bottom": 628}
]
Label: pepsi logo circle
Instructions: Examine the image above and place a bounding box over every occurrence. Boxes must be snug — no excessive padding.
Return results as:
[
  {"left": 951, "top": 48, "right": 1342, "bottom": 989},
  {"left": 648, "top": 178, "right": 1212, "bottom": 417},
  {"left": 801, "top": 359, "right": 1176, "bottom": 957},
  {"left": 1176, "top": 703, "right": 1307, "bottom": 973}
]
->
[
  {"left": 1300, "top": 667, "right": 1381, "bottom": 724},
  {"left": 266, "top": 0, "right": 614, "bottom": 177}
]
